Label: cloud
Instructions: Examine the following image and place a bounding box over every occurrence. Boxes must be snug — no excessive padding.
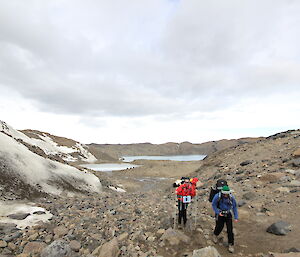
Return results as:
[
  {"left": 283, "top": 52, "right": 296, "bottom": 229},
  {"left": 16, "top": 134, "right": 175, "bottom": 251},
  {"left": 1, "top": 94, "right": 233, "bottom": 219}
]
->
[{"left": 0, "top": 0, "right": 300, "bottom": 143}]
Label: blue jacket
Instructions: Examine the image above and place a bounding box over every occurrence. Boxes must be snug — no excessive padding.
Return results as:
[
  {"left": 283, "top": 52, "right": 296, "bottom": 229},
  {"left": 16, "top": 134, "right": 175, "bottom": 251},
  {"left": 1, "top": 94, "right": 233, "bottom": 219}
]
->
[{"left": 212, "top": 193, "right": 238, "bottom": 220}]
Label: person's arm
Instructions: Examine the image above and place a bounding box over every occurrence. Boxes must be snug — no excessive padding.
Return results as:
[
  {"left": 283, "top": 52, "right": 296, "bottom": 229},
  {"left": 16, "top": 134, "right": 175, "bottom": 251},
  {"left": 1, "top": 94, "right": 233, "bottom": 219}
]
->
[
  {"left": 176, "top": 185, "right": 183, "bottom": 195},
  {"left": 231, "top": 196, "right": 238, "bottom": 220},
  {"left": 212, "top": 194, "right": 221, "bottom": 216}
]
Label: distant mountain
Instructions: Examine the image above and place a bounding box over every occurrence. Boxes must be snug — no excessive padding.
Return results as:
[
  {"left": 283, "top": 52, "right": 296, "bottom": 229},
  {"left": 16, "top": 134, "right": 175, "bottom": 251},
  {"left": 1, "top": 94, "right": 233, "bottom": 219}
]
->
[{"left": 89, "top": 138, "right": 259, "bottom": 159}]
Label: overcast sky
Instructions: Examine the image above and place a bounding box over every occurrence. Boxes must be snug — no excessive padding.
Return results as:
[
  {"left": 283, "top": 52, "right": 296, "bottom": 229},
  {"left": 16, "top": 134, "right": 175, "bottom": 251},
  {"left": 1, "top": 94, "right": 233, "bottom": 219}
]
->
[{"left": 0, "top": 0, "right": 300, "bottom": 144}]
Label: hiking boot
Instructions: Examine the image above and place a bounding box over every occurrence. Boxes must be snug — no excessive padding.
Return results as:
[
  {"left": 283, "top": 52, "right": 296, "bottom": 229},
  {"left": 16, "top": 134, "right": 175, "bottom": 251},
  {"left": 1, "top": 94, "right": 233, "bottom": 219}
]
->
[
  {"left": 212, "top": 234, "right": 219, "bottom": 244},
  {"left": 228, "top": 245, "right": 234, "bottom": 253}
]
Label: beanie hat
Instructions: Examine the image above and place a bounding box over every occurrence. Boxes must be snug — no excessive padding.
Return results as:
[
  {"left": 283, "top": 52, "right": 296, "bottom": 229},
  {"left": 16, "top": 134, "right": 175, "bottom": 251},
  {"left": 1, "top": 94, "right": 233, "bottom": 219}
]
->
[{"left": 221, "top": 185, "right": 231, "bottom": 194}]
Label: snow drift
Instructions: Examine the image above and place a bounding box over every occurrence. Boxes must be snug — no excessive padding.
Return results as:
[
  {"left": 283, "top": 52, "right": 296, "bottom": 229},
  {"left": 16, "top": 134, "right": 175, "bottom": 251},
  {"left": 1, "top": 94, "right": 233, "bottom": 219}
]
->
[{"left": 0, "top": 131, "right": 102, "bottom": 198}]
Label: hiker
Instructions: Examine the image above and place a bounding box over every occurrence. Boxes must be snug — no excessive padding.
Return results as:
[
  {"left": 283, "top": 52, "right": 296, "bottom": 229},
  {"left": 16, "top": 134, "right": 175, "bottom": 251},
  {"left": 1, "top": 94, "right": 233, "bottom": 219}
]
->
[
  {"left": 176, "top": 177, "right": 196, "bottom": 227},
  {"left": 212, "top": 185, "right": 238, "bottom": 253}
]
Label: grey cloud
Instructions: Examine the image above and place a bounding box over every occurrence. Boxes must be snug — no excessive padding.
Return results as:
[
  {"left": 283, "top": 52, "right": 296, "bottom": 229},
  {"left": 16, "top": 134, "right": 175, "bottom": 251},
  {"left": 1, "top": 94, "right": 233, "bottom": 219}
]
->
[{"left": 0, "top": 0, "right": 299, "bottom": 119}]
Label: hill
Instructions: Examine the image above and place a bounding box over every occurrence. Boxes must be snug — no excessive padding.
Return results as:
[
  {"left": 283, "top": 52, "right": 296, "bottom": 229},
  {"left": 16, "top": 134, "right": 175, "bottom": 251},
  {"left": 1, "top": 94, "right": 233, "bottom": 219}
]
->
[{"left": 89, "top": 138, "right": 259, "bottom": 159}]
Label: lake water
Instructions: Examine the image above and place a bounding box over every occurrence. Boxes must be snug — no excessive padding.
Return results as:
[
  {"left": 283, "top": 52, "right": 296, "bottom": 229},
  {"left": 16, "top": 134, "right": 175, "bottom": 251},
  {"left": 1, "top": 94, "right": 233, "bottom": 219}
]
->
[
  {"left": 81, "top": 163, "right": 140, "bottom": 172},
  {"left": 122, "top": 154, "right": 206, "bottom": 162}
]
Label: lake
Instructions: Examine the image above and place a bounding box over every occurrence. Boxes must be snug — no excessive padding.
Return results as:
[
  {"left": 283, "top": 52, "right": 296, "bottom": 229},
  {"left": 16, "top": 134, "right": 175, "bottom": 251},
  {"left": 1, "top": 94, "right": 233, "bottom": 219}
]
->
[
  {"left": 122, "top": 154, "right": 206, "bottom": 162},
  {"left": 81, "top": 163, "right": 140, "bottom": 172}
]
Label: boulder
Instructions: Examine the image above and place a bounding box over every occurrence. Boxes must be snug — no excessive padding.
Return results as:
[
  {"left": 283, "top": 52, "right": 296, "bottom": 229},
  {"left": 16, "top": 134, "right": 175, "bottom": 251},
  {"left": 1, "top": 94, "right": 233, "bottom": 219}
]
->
[
  {"left": 292, "top": 158, "right": 300, "bottom": 167},
  {"left": 266, "top": 221, "right": 291, "bottom": 235},
  {"left": 7, "top": 213, "right": 30, "bottom": 220},
  {"left": 93, "top": 238, "right": 120, "bottom": 257},
  {"left": 23, "top": 242, "right": 47, "bottom": 255},
  {"left": 192, "top": 246, "right": 221, "bottom": 257},
  {"left": 161, "top": 228, "right": 190, "bottom": 246},
  {"left": 41, "top": 240, "right": 71, "bottom": 257},
  {"left": 240, "top": 160, "right": 253, "bottom": 166}
]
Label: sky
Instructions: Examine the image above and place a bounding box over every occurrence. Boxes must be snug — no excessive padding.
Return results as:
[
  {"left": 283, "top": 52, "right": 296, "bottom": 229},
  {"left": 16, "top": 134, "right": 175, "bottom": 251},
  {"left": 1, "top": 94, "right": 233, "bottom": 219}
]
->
[{"left": 0, "top": 0, "right": 300, "bottom": 144}]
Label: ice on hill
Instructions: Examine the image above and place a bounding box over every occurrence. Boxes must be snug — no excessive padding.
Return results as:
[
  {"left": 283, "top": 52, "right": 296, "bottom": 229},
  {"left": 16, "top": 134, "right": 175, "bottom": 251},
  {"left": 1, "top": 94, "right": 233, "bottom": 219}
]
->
[
  {"left": 0, "top": 131, "right": 102, "bottom": 196},
  {"left": 0, "top": 120, "right": 96, "bottom": 163}
]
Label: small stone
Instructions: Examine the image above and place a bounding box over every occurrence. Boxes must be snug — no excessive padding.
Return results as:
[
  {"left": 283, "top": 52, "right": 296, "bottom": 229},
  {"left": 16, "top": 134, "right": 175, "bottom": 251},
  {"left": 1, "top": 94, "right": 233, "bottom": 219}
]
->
[
  {"left": 242, "top": 192, "right": 256, "bottom": 200},
  {"left": 192, "top": 246, "right": 221, "bottom": 257},
  {"left": 117, "top": 232, "right": 129, "bottom": 242},
  {"left": 8, "top": 242, "right": 17, "bottom": 250},
  {"left": 240, "top": 160, "right": 253, "bottom": 166},
  {"left": 33, "top": 211, "right": 46, "bottom": 215},
  {"left": 69, "top": 240, "right": 81, "bottom": 252},
  {"left": 53, "top": 226, "right": 68, "bottom": 237},
  {"left": 23, "top": 241, "right": 47, "bottom": 254},
  {"left": 0, "top": 240, "right": 8, "bottom": 248}
]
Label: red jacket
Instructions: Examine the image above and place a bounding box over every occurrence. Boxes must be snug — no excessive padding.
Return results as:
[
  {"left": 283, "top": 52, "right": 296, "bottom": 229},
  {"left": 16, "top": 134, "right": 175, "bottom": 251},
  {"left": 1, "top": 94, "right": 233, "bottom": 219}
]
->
[{"left": 176, "top": 183, "right": 196, "bottom": 200}]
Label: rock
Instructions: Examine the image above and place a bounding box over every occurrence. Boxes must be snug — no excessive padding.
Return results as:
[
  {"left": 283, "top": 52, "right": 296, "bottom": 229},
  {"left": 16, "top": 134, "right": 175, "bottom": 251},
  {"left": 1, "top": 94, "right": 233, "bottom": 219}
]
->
[
  {"left": 7, "top": 242, "right": 16, "bottom": 251},
  {"left": 0, "top": 241, "right": 8, "bottom": 248},
  {"left": 7, "top": 213, "right": 30, "bottom": 220},
  {"left": 53, "top": 226, "right": 68, "bottom": 237},
  {"left": 293, "top": 148, "right": 300, "bottom": 157},
  {"left": 275, "top": 187, "right": 290, "bottom": 193},
  {"left": 3, "top": 232, "right": 22, "bottom": 242},
  {"left": 33, "top": 211, "right": 46, "bottom": 215},
  {"left": 156, "top": 229, "right": 165, "bottom": 235},
  {"left": 289, "top": 180, "right": 300, "bottom": 187},
  {"left": 40, "top": 240, "right": 71, "bottom": 257},
  {"left": 266, "top": 221, "right": 291, "bottom": 235},
  {"left": 240, "top": 160, "right": 253, "bottom": 166},
  {"left": 269, "top": 253, "right": 300, "bottom": 257},
  {"left": 117, "top": 232, "right": 128, "bottom": 242},
  {"left": 242, "top": 192, "right": 256, "bottom": 200},
  {"left": 238, "top": 200, "right": 247, "bottom": 207},
  {"left": 23, "top": 242, "right": 47, "bottom": 255},
  {"left": 69, "top": 240, "right": 81, "bottom": 252},
  {"left": 0, "top": 223, "right": 18, "bottom": 234},
  {"left": 93, "top": 238, "right": 120, "bottom": 257},
  {"left": 192, "top": 246, "right": 221, "bottom": 257},
  {"left": 161, "top": 228, "right": 190, "bottom": 246},
  {"left": 284, "top": 247, "right": 300, "bottom": 253},
  {"left": 292, "top": 158, "right": 300, "bottom": 167}
]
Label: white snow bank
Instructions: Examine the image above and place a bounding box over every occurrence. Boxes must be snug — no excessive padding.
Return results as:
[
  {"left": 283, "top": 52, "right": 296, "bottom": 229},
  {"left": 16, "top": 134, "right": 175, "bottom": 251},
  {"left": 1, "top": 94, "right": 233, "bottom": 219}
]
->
[
  {"left": 0, "top": 132, "right": 102, "bottom": 195},
  {"left": 109, "top": 186, "right": 126, "bottom": 193},
  {"left": 0, "top": 201, "right": 52, "bottom": 229},
  {"left": 0, "top": 121, "right": 97, "bottom": 163}
]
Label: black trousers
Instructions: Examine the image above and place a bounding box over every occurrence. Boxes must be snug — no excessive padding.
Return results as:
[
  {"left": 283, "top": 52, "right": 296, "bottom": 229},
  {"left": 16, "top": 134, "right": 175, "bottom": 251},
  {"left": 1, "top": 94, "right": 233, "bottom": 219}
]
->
[
  {"left": 178, "top": 200, "right": 189, "bottom": 225},
  {"left": 214, "top": 213, "right": 234, "bottom": 245}
]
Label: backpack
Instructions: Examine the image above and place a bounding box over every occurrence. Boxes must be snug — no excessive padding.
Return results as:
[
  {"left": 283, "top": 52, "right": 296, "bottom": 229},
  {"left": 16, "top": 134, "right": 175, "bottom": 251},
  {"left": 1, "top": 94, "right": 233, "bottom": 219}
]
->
[{"left": 208, "top": 179, "right": 228, "bottom": 202}]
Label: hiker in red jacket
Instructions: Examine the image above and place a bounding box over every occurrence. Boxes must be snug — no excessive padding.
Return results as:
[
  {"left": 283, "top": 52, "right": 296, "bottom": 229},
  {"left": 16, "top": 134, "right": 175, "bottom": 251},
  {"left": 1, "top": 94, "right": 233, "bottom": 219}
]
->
[{"left": 176, "top": 177, "right": 196, "bottom": 227}]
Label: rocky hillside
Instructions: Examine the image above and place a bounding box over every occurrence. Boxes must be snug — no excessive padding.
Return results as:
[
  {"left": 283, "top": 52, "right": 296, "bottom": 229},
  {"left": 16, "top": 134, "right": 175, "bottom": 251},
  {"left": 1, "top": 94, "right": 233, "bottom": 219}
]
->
[
  {"left": 89, "top": 138, "right": 258, "bottom": 159},
  {"left": 0, "top": 121, "right": 102, "bottom": 200}
]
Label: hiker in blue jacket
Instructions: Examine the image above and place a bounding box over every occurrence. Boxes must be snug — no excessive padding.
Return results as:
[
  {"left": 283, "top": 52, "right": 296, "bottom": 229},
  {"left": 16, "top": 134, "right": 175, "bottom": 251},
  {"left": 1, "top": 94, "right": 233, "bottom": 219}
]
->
[{"left": 212, "top": 185, "right": 238, "bottom": 253}]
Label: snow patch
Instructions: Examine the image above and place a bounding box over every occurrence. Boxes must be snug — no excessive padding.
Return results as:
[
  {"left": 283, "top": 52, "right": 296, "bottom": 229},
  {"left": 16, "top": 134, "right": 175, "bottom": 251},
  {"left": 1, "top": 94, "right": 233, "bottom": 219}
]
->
[
  {"left": 109, "top": 186, "right": 126, "bottom": 193},
  {"left": 0, "top": 201, "right": 52, "bottom": 229}
]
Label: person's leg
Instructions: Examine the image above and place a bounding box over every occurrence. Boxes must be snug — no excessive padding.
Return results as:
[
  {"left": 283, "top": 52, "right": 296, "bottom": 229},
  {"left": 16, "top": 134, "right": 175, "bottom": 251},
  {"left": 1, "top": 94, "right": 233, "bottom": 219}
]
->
[
  {"left": 183, "top": 203, "right": 188, "bottom": 225},
  {"left": 225, "top": 216, "right": 234, "bottom": 245},
  {"left": 214, "top": 215, "right": 225, "bottom": 236},
  {"left": 178, "top": 201, "right": 182, "bottom": 224}
]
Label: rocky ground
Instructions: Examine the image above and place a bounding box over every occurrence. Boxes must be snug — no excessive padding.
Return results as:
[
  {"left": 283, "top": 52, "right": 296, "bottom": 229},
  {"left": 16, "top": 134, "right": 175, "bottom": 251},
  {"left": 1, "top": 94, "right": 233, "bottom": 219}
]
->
[{"left": 1, "top": 129, "right": 300, "bottom": 257}]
